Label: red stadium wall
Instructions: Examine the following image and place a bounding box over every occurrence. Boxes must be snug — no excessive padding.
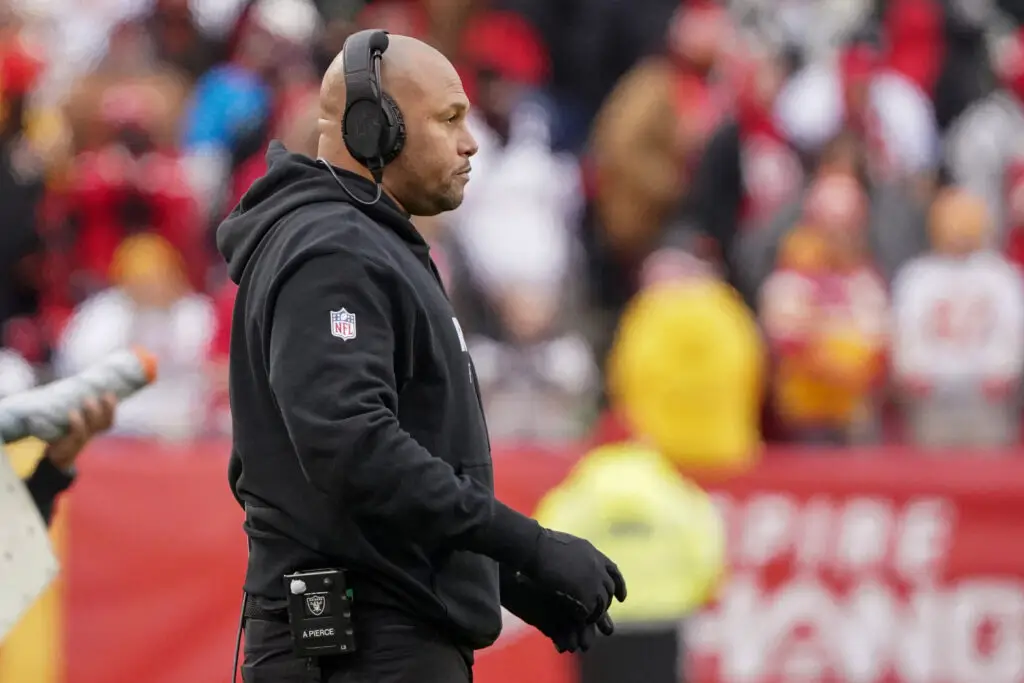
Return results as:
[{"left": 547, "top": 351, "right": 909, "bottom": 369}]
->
[{"left": 25, "top": 439, "right": 1024, "bottom": 683}]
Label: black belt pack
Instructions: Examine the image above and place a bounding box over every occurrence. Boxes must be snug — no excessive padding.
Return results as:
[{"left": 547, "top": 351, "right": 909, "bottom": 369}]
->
[{"left": 283, "top": 568, "right": 357, "bottom": 658}]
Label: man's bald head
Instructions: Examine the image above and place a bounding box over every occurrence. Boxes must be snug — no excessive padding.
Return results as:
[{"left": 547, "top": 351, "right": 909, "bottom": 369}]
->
[
  {"left": 316, "top": 33, "right": 478, "bottom": 217},
  {"left": 319, "top": 35, "right": 459, "bottom": 128}
]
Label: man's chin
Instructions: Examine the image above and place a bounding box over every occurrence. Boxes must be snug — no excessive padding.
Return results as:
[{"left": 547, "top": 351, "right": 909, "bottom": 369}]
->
[
  {"left": 408, "top": 189, "right": 464, "bottom": 217},
  {"left": 437, "top": 191, "right": 465, "bottom": 213}
]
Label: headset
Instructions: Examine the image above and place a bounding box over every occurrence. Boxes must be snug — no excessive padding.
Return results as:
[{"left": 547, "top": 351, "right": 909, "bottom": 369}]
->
[{"left": 338, "top": 29, "right": 406, "bottom": 186}]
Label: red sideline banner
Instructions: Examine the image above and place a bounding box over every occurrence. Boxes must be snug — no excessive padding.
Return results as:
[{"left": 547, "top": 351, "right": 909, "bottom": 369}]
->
[{"left": 60, "top": 440, "right": 1024, "bottom": 683}]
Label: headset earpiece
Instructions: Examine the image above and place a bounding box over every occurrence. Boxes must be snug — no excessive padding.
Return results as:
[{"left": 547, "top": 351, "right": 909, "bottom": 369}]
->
[
  {"left": 343, "top": 99, "right": 385, "bottom": 162},
  {"left": 379, "top": 92, "right": 406, "bottom": 165},
  {"left": 340, "top": 29, "right": 405, "bottom": 181}
]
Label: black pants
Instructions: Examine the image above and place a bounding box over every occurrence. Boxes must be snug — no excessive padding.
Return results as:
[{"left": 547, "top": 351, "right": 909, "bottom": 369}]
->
[{"left": 242, "top": 617, "right": 473, "bottom": 683}]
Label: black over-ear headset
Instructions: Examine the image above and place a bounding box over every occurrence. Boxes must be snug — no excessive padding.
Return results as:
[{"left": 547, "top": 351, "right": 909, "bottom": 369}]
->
[{"left": 337, "top": 29, "right": 406, "bottom": 185}]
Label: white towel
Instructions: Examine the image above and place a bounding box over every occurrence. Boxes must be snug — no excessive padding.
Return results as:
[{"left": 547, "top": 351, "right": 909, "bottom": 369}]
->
[{"left": 0, "top": 446, "right": 59, "bottom": 643}]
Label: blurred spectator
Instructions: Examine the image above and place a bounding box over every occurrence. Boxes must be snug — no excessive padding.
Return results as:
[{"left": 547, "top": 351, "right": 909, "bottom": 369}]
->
[
  {"left": 55, "top": 234, "right": 215, "bottom": 440},
  {"left": 27, "top": 0, "right": 174, "bottom": 105},
  {"left": 588, "top": 2, "right": 732, "bottom": 267},
  {"left": 0, "top": 17, "right": 53, "bottom": 365},
  {"left": 0, "top": 11, "right": 47, "bottom": 140},
  {"left": 728, "top": 0, "right": 874, "bottom": 63},
  {"left": 608, "top": 274, "right": 764, "bottom": 470},
  {"left": 433, "top": 10, "right": 595, "bottom": 442},
  {"left": 760, "top": 172, "right": 889, "bottom": 444},
  {"left": 535, "top": 441, "right": 726, "bottom": 683},
  {"left": 54, "top": 89, "right": 207, "bottom": 301},
  {"left": 0, "top": 142, "right": 46, "bottom": 360},
  {"left": 582, "top": 2, "right": 738, "bottom": 366},
  {"left": 892, "top": 188, "right": 1024, "bottom": 449},
  {"left": 145, "top": 0, "right": 221, "bottom": 82},
  {"left": 64, "top": 19, "right": 190, "bottom": 155},
  {"left": 929, "top": 0, "right": 994, "bottom": 131},
  {"left": 223, "top": 83, "right": 319, "bottom": 215},
  {"left": 882, "top": 0, "right": 945, "bottom": 99},
  {"left": 775, "top": 7, "right": 941, "bottom": 196},
  {"left": 499, "top": 0, "right": 680, "bottom": 150},
  {"left": 738, "top": 129, "right": 929, "bottom": 306},
  {"left": 945, "top": 25, "right": 1024, "bottom": 243},
  {"left": 179, "top": 0, "right": 320, "bottom": 218},
  {"left": 680, "top": 42, "right": 803, "bottom": 300},
  {"left": 356, "top": 0, "right": 481, "bottom": 58},
  {"left": 445, "top": 10, "right": 568, "bottom": 327},
  {"left": 3, "top": 0, "right": 1024, "bottom": 454}
]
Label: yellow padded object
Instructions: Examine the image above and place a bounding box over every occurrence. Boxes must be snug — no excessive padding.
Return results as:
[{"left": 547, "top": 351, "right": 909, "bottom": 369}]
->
[{"left": 607, "top": 281, "right": 764, "bottom": 470}]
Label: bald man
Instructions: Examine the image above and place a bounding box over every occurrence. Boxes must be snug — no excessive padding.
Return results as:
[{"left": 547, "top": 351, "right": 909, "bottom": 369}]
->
[{"left": 217, "top": 31, "right": 625, "bottom": 683}]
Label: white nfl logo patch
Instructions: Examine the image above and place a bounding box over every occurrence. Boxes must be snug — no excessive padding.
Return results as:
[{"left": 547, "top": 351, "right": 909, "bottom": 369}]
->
[{"left": 330, "top": 309, "right": 357, "bottom": 340}]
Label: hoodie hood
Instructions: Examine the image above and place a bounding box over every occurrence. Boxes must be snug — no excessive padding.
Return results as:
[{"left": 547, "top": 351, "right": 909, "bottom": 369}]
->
[{"left": 217, "top": 140, "right": 424, "bottom": 283}]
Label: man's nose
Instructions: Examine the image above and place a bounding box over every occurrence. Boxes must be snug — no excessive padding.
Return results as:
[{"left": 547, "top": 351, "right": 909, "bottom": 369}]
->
[{"left": 460, "top": 128, "right": 479, "bottom": 158}]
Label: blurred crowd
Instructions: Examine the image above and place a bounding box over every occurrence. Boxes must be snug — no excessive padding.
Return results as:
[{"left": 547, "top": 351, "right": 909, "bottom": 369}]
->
[{"left": 2, "top": 0, "right": 1024, "bottom": 451}]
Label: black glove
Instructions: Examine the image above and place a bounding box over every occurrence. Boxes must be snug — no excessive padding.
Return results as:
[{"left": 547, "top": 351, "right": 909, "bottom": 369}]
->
[
  {"left": 501, "top": 569, "right": 616, "bottom": 653},
  {"left": 464, "top": 502, "right": 627, "bottom": 621},
  {"left": 522, "top": 529, "right": 627, "bottom": 622}
]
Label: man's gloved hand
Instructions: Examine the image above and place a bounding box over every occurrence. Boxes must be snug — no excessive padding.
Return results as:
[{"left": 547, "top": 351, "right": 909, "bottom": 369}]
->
[
  {"left": 501, "top": 569, "right": 616, "bottom": 653},
  {"left": 522, "top": 529, "right": 627, "bottom": 622},
  {"left": 467, "top": 503, "right": 626, "bottom": 622}
]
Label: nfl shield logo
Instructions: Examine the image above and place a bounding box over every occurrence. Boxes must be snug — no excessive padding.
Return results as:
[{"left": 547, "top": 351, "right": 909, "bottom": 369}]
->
[
  {"left": 306, "top": 594, "right": 326, "bottom": 616},
  {"left": 330, "top": 309, "right": 357, "bottom": 340}
]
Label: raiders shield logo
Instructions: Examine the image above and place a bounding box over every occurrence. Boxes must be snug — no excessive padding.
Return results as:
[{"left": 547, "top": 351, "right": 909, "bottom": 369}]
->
[
  {"left": 306, "top": 594, "right": 326, "bottom": 616},
  {"left": 330, "top": 309, "right": 357, "bottom": 340}
]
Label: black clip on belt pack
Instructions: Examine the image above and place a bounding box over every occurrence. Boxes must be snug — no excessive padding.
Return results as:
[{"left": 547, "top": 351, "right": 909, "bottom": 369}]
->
[{"left": 284, "top": 569, "right": 357, "bottom": 658}]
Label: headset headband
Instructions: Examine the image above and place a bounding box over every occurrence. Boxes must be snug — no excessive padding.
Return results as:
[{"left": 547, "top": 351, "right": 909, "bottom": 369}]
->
[{"left": 343, "top": 29, "right": 388, "bottom": 111}]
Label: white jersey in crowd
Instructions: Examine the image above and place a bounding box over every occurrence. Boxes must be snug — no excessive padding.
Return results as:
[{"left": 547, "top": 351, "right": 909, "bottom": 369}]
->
[
  {"left": 892, "top": 251, "right": 1024, "bottom": 386},
  {"left": 944, "top": 91, "right": 1024, "bottom": 243},
  {"left": 448, "top": 101, "right": 583, "bottom": 298},
  {"left": 55, "top": 288, "right": 215, "bottom": 440},
  {"left": 774, "top": 61, "right": 940, "bottom": 179}
]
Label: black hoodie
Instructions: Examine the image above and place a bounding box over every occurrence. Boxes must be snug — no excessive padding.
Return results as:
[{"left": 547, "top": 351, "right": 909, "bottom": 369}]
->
[{"left": 217, "top": 142, "right": 541, "bottom": 650}]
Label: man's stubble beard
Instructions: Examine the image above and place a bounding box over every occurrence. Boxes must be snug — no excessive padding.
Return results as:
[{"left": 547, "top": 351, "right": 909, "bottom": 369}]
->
[
  {"left": 438, "top": 184, "right": 465, "bottom": 212},
  {"left": 419, "top": 180, "right": 465, "bottom": 216}
]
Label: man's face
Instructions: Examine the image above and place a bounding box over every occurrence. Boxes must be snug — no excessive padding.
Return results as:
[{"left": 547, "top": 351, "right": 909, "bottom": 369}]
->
[
  {"left": 931, "top": 193, "right": 987, "bottom": 256},
  {"left": 122, "top": 265, "right": 184, "bottom": 310},
  {"left": 386, "top": 77, "right": 478, "bottom": 216}
]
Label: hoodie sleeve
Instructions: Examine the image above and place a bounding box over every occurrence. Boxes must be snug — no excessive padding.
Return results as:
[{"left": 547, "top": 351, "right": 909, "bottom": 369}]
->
[{"left": 267, "top": 252, "right": 541, "bottom": 566}]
